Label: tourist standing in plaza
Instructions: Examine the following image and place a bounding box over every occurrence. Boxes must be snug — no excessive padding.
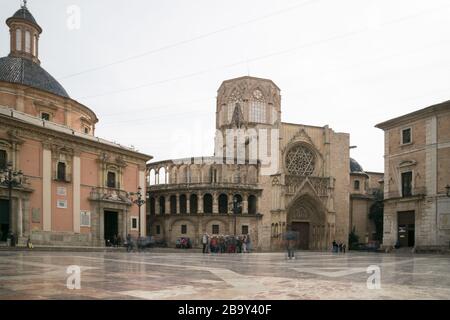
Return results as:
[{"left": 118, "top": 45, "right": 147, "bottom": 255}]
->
[{"left": 201, "top": 233, "right": 209, "bottom": 254}]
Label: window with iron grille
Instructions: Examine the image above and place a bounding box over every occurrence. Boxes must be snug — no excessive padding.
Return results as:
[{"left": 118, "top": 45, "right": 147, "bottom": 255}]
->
[
  {"left": 242, "top": 225, "right": 249, "bottom": 235},
  {"left": 181, "top": 225, "right": 187, "bottom": 234},
  {"left": 131, "top": 217, "right": 138, "bottom": 230},
  {"left": 212, "top": 225, "right": 219, "bottom": 235},
  {"left": 156, "top": 225, "right": 161, "bottom": 235},
  {"left": 402, "top": 128, "right": 412, "bottom": 144}
]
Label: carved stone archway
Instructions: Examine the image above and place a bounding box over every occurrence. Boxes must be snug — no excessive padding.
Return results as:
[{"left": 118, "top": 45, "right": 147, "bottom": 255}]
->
[{"left": 287, "top": 193, "right": 328, "bottom": 250}]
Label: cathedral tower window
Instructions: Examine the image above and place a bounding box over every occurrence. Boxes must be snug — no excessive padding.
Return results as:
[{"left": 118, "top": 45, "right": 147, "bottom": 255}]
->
[{"left": 249, "top": 89, "right": 266, "bottom": 123}]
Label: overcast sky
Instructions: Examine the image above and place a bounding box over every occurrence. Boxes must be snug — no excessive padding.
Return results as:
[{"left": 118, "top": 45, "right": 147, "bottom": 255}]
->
[{"left": 2, "top": 0, "right": 450, "bottom": 172}]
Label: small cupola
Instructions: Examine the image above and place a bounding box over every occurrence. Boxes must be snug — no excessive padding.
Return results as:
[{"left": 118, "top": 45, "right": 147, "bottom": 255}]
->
[{"left": 6, "top": 1, "right": 42, "bottom": 64}]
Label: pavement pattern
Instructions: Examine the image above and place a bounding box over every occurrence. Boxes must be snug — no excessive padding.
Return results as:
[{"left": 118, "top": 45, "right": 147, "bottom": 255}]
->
[{"left": 0, "top": 250, "right": 449, "bottom": 300}]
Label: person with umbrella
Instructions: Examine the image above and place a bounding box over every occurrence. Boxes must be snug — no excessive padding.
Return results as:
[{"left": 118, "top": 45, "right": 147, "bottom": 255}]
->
[{"left": 284, "top": 229, "right": 298, "bottom": 260}]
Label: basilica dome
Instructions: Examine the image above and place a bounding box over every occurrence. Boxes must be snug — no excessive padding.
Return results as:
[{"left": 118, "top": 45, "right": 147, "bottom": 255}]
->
[
  {"left": 0, "top": 3, "right": 69, "bottom": 98},
  {"left": 0, "top": 56, "right": 69, "bottom": 98}
]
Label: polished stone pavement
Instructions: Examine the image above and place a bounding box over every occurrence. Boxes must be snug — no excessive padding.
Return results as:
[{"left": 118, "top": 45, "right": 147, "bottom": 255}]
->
[{"left": 0, "top": 250, "right": 449, "bottom": 300}]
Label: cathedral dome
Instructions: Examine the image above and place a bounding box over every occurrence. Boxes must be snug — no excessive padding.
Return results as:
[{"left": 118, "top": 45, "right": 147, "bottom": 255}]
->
[
  {"left": 350, "top": 158, "right": 364, "bottom": 173},
  {"left": 0, "top": 56, "right": 69, "bottom": 98}
]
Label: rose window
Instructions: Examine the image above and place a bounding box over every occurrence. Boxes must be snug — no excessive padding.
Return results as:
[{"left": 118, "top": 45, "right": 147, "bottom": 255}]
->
[{"left": 286, "top": 145, "right": 315, "bottom": 176}]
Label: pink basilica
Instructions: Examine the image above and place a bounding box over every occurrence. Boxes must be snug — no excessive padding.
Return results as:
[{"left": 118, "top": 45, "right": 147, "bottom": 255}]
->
[{"left": 0, "top": 4, "right": 152, "bottom": 246}]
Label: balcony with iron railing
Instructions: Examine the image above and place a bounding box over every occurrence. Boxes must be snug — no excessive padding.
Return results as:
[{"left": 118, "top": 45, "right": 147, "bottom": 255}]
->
[
  {"left": 147, "top": 180, "right": 260, "bottom": 192},
  {"left": 385, "top": 186, "right": 427, "bottom": 200},
  {"left": 89, "top": 187, "right": 132, "bottom": 205}
]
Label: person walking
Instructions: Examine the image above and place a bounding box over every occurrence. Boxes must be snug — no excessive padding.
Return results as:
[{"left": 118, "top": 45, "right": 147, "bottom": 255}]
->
[
  {"left": 287, "top": 238, "right": 295, "bottom": 260},
  {"left": 242, "top": 235, "right": 247, "bottom": 253},
  {"left": 332, "top": 240, "right": 338, "bottom": 253},
  {"left": 126, "top": 234, "right": 133, "bottom": 252},
  {"left": 201, "top": 232, "right": 209, "bottom": 254}
]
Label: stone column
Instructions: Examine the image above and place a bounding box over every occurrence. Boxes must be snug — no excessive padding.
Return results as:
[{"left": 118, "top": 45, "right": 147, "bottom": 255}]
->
[
  {"left": 186, "top": 194, "right": 190, "bottom": 214},
  {"left": 42, "top": 146, "right": 52, "bottom": 232},
  {"left": 243, "top": 193, "right": 248, "bottom": 214},
  {"left": 176, "top": 194, "right": 180, "bottom": 214},
  {"left": 213, "top": 192, "right": 219, "bottom": 214},
  {"left": 165, "top": 196, "right": 170, "bottom": 215},
  {"left": 198, "top": 192, "right": 203, "bottom": 214}
]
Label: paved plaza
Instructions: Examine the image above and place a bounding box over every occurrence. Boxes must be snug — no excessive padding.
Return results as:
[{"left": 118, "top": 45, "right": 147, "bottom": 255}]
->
[{"left": 0, "top": 250, "right": 449, "bottom": 300}]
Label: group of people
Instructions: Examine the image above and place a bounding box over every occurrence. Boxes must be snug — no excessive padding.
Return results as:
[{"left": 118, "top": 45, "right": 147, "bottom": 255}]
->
[
  {"left": 332, "top": 240, "right": 346, "bottom": 253},
  {"left": 201, "top": 233, "right": 252, "bottom": 254},
  {"left": 106, "top": 234, "right": 124, "bottom": 247}
]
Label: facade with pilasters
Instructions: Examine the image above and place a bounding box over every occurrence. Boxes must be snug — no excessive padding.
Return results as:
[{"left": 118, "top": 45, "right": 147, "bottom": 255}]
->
[
  {"left": 0, "top": 4, "right": 152, "bottom": 246},
  {"left": 376, "top": 101, "right": 450, "bottom": 251}
]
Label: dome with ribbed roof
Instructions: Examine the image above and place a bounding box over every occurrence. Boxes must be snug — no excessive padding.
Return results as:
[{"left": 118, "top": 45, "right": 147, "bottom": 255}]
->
[
  {"left": 350, "top": 158, "right": 364, "bottom": 173},
  {"left": 0, "top": 56, "right": 69, "bottom": 98}
]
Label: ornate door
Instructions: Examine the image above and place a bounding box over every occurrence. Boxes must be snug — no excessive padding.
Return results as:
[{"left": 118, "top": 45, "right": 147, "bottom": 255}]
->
[{"left": 291, "top": 222, "right": 309, "bottom": 249}]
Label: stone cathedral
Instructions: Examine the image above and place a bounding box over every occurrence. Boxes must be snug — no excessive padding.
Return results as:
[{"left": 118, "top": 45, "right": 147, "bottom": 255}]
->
[{"left": 147, "top": 76, "right": 371, "bottom": 252}]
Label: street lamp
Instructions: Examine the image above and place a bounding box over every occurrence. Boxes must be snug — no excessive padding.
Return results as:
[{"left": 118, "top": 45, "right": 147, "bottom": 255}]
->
[
  {"left": 230, "top": 197, "right": 242, "bottom": 236},
  {"left": 132, "top": 186, "right": 146, "bottom": 238},
  {"left": 446, "top": 184, "right": 450, "bottom": 197},
  {"left": 0, "top": 161, "right": 24, "bottom": 244}
]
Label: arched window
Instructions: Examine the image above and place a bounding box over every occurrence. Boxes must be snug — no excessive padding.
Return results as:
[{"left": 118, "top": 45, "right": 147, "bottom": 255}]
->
[
  {"left": 179, "top": 194, "right": 187, "bottom": 214},
  {"left": 170, "top": 195, "right": 177, "bottom": 214},
  {"left": 248, "top": 195, "right": 257, "bottom": 215},
  {"left": 159, "top": 196, "right": 165, "bottom": 215},
  {"left": 25, "top": 31, "right": 31, "bottom": 53},
  {"left": 219, "top": 194, "right": 228, "bottom": 214},
  {"left": 286, "top": 145, "right": 316, "bottom": 176},
  {"left": 158, "top": 167, "right": 166, "bottom": 184},
  {"left": 149, "top": 169, "right": 156, "bottom": 186},
  {"left": 249, "top": 89, "right": 266, "bottom": 123},
  {"left": 149, "top": 197, "right": 156, "bottom": 215},
  {"left": 15, "top": 29, "right": 22, "bottom": 51},
  {"left": 190, "top": 194, "right": 198, "bottom": 214},
  {"left": 57, "top": 162, "right": 66, "bottom": 181},
  {"left": 227, "top": 90, "right": 243, "bottom": 123},
  {"left": 203, "top": 194, "right": 213, "bottom": 214},
  {"left": 232, "top": 194, "right": 243, "bottom": 214},
  {"left": 354, "top": 180, "right": 360, "bottom": 190}
]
